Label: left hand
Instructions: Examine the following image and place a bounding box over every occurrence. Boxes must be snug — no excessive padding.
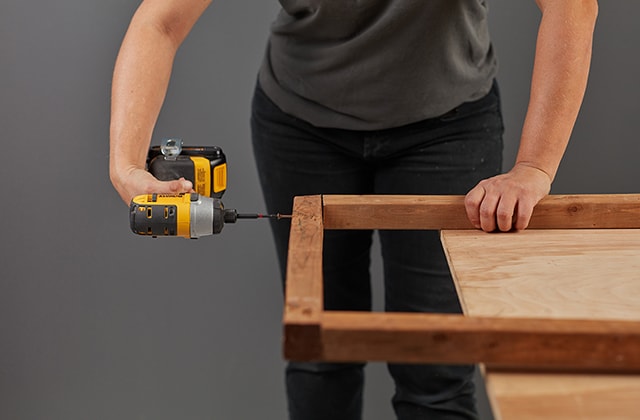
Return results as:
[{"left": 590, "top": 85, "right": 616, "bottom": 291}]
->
[{"left": 464, "top": 163, "right": 552, "bottom": 232}]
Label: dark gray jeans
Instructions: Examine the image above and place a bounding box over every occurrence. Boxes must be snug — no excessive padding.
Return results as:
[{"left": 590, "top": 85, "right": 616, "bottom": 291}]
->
[{"left": 251, "top": 81, "right": 503, "bottom": 420}]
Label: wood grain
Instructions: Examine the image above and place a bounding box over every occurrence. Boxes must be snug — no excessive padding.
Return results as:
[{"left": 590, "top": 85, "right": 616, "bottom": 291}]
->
[
  {"left": 486, "top": 372, "right": 640, "bottom": 420},
  {"left": 283, "top": 195, "right": 324, "bottom": 360},
  {"left": 441, "top": 229, "right": 640, "bottom": 321},
  {"left": 323, "top": 194, "right": 640, "bottom": 230},
  {"left": 320, "top": 311, "right": 640, "bottom": 371},
  {"left": 441, "top": 228, "right": 640, "bottom": 419}
]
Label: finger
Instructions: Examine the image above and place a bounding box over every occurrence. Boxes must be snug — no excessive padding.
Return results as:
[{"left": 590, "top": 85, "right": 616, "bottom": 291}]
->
[
  {"left": 513, "top": 197, "right": 536, "bottom": 231},
  {"left": 142, "top": 177, "right": 192, "bottom": 195},
  {"left": 164, "top": 178, "right": 193, "bottom": 193},
  {"left": 464, "top": 185, "right": 486, "bottom": 229},
  {"left": 496, "top": 195, "right": 518, "bottom": 232},
  {"left": 478, "top": 191, "right": 500, "bottom": 232}
]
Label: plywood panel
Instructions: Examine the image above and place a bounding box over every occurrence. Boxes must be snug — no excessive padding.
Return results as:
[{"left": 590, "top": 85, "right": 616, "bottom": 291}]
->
[
  {"left": 442, "top": 229, "right": 640, "bottom": 321},
  {"left": 486, "top": 372, "right": 640, "bottom": 420},
  {"left": 441, "top": 229, "right": 640, "bottom": 419}
]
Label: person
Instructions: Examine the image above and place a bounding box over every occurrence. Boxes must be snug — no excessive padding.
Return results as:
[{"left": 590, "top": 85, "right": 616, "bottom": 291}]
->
[{"left": 109, "top": 1, "right": 598, "bottom": 419}]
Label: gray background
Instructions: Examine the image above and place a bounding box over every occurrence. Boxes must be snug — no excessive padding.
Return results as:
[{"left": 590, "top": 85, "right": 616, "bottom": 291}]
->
[{"left": 1, "top": 1, "right": 638, "bottom": 419}]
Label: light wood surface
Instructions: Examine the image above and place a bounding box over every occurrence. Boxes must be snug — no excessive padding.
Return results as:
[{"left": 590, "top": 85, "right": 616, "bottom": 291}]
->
[
  {"left": 442, "top": 229, "right": 640, "bottom": 419},
  {"left": 442, "top": 229, "right": 640, "bottom": 321},
  {"left": 485, "top": 372, "right": 640, "bottom": 420}
]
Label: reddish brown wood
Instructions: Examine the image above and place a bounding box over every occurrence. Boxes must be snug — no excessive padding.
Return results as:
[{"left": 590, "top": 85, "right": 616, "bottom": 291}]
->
[
  {"left": 316, "top": 312, "right": 640, "bottom": 372},
  {"left": 283, "top": 195, "right": 324, "bottom": 360},
  {"left": 322, "top": 194, "right": 640, "bottom": 230},
  {"left": 283, "top": 194, "right": 640, "bottom": 370}
]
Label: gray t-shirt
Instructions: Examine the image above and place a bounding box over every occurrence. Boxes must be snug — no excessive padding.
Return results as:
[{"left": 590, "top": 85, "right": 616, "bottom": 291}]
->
[{"left": 258, "top": 0, "right": 498, "bottom": 130}]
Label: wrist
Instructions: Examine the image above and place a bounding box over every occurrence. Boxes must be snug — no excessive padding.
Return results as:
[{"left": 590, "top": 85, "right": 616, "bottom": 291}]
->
[
  {"left": 109, "top": 161, "right": 144, "bottom": 192},
  {"left": 513, "top": 161, "right": 554, "bottom": 185}
]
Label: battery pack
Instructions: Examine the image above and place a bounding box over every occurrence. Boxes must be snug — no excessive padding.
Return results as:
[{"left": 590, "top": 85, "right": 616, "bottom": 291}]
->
[{"left": 147, "top": 145, "right": 227, "bottom": 198}]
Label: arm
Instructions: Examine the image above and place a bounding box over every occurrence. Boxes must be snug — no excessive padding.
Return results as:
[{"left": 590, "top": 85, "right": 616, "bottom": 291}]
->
[
  {"left": 109, "top": 0, "right": 212, "bottom": 204},
  {"left": 465, "top": 0, "right": 598, "bottom": 231}
]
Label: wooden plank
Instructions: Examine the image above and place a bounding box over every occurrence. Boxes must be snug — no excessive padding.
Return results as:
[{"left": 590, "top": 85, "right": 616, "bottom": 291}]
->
[
  {"left": 441, "top": 228, "right": 640, "bottom": 419},
  {"left": 529, "top": 194, "right": 640, "bottom": 229},
  {"left": 319, "top": 311, "right": 640, "bottom": 372},
  {"left": 323, "top": 195, "right": 474, "bottom": 230},
  {"left": 441, "top": 229, "right": 640, "bottom": 321},
  {"left": 484, "top": 372, "right": 640, "bottom": 420},
  {"left": 322, "top": 194, "right": 640, "bottom": 230},
  {"left": 283, "top": 195, "right": 324, "bottom": 360}
]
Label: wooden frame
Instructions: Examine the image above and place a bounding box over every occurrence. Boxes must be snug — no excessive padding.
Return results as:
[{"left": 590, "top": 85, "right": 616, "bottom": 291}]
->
[{"left": 283, "top": 194, "right": 640, "bottom": 372}]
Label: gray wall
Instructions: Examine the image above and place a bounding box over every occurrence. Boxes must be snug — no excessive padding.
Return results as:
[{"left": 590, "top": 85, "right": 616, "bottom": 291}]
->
[{"left": 1, "top": 1, "right": 638, "bottom": 419}]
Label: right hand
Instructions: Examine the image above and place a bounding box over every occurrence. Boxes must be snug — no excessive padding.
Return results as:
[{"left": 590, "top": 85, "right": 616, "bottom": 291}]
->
[
  {"left": 464, "top": 163, "right": 551, "bottom": 232},
  {"left": 111, "top": 166, "right": 193, "bottom": 205}
]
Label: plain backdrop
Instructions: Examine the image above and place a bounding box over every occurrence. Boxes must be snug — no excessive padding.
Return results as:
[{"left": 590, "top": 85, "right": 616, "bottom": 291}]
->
[{"left": 1, "top": 1, "right": 638, "bottom": 419}]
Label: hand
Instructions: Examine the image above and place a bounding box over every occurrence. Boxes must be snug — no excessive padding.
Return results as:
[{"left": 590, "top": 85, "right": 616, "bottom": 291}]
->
[
  {"left": 464, "top": 164, "right": 552, "bottom": 232},
  {"left": 111, "top": 166, "right": 193, "bottom": 205}
]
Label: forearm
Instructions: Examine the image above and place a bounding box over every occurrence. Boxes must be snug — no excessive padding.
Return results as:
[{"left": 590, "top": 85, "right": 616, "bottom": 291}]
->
[
  {"left": 516, "top": 0, "right": 598, "bottom": 181},
  {"left": 464, "top": 1, "right": 598, "bottom": 232},
  {"left": 108, "top": 0, "right": 211, "bottom": 201},
  {"left": 109, "top": 16, "right": 178, "bottom": 183}
]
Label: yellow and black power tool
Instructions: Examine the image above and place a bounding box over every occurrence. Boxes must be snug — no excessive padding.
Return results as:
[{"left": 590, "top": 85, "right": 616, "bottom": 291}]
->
[
  {"left": 129, "top": 192, "right": 288, "bottom": 238},
  {"left": 129, "top": 139, "right": 289, "bottom": 238}
]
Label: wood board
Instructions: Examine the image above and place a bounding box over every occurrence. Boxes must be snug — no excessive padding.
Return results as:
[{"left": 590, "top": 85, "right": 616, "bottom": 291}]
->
[
  {"left": 442, "top": 229, "right": 640, "bottom": 321},
  {"left": 485, "top": 372, "right": 640, "bottom": 420},
  {"left": 441, "top": 229, "right": 640, "bottom": 419}
]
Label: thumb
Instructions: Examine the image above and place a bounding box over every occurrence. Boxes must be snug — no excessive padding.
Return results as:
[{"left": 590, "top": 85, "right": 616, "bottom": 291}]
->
[{"left": 161, "top": 177, "right": 194, "bottom": 194}]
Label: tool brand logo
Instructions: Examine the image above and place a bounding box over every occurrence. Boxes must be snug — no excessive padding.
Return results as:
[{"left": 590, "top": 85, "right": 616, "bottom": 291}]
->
[{"left": 156, "top": 193, "right": 187, "bottom": 198}]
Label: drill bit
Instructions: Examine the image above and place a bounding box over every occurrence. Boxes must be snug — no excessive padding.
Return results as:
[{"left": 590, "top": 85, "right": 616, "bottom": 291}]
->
[{"left": 236, "top": 213, "right": 292, "bottom": 220}]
